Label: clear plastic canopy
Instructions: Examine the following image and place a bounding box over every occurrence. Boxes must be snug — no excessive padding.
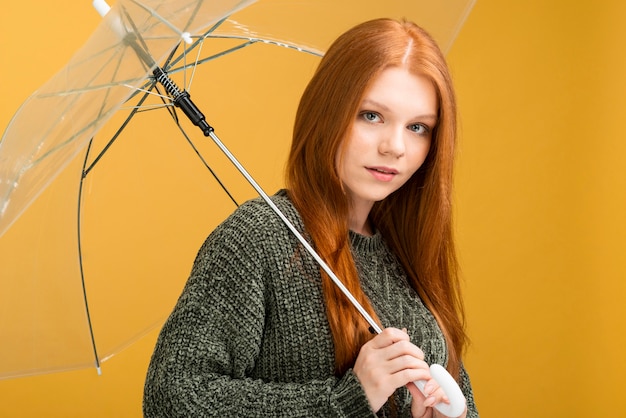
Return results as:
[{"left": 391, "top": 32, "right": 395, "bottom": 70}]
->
[{"left": 0, "top": 0, "right": 476, "bottom": 379}]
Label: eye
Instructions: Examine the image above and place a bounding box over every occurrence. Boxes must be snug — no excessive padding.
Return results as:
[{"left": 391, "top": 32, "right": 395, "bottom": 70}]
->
[
  {"left": 408, "top": 123, "right": 430, "bottom": 135},
  {"left": 360, "top": 111, "right": 382, "bottom": 123}
]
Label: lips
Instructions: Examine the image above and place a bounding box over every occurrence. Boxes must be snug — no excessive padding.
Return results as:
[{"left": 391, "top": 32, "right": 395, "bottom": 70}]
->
[
  {"left": 366, "top": 166, "right": 398, "bottom": 182},
  {"left": 368, "top": 166, "right": 398, "bottom": 174}
]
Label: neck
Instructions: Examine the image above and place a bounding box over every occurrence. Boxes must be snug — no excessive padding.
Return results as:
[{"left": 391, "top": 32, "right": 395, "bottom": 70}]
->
[{"left": 348, "top": 201, "right": 374, "bottom": 236}]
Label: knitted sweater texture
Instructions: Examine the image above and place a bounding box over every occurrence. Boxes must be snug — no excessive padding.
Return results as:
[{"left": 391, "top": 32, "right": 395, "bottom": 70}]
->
[{"left": 143, "top": 190, "right": 478, "bottom": 417}]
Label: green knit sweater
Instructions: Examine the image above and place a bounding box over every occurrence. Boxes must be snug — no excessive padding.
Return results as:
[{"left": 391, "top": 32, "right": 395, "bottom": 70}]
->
[{"left": 143, "top": 190, "right": 478, "bottom": 417}]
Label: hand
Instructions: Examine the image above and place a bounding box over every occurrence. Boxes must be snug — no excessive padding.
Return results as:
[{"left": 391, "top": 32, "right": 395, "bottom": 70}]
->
[
  {"left": 407, "top": 379, "right": 466, "bottom": 418},
  {"left": 353, "top": 327, "right": 432, "bottom": 412}
]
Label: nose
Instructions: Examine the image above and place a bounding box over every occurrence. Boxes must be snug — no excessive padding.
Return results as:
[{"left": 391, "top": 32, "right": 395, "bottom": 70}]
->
[{"left": 378, "top": 126, "right": 405, "bottom": 158}]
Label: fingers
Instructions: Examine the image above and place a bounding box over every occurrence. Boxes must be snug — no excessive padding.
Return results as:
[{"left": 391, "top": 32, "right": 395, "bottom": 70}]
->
[
  {"left": 358, "top": 328, "right": 427, "bottom": 382},
  {"left": 408, "top": 378, "right": 454, "bottom": 418},
  {"left": 354, "top": 328, "right": 430, "bottom": 412},
  {"left": 371, "top": 328, "right": 427, "bottom": 380},
  {"left": 367, "top": 328, "right": 425, "bottom": 360},
  {"left": 368, "top": 327, "right": 409, "bottom": 347},
  {"left": 424, "top": 377, "right": 449, "bottom": 400},
  {"left": 422, "top": 383, "right": 449, "bottom": 407},
  {"left": 407, "top": 382, "right": 429, "bottom": 418}
]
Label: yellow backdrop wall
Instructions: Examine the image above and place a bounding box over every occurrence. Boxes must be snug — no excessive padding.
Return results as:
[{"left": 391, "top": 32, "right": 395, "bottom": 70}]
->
[
  {"left": 447, "top": 1, "right": 626, "bottom": 416},
  {"left": 1, "top": 0, "right": 625, "bottom": 417}
]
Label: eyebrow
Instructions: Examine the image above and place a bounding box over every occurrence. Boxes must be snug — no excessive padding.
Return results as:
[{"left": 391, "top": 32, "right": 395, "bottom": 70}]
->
[{"left": 361, "top": 98, "right": 438, "bottom": 122}]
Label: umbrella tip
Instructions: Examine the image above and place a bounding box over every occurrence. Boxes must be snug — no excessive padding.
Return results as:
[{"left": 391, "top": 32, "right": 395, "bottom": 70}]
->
[
  {"left": 96, "top": 366, "right": 102, "bottom": 376},
  {"left": 92, "top": 0, "right": 111, "bottom": 17}
]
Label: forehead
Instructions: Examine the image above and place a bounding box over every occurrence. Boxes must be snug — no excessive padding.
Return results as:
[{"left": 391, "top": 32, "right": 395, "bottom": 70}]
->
[{"left": 360, "top": 67, "right": 438, "bottom": 116}]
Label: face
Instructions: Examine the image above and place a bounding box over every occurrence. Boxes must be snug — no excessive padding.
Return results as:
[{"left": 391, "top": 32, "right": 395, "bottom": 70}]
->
[{"left": 337, "top": 66, "right": 438, "bottom": 220}]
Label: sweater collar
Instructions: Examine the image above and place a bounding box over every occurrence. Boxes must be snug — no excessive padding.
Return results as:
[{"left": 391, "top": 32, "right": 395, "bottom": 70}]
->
[{"left": 349, "top": 229, "right": 385, "bottom": 254}]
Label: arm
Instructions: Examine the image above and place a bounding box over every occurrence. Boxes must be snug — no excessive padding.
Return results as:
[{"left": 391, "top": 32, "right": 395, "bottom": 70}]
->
[
  {"left": 143, "top": 200, "right": 375, "bottom": 417},
  {"left": 143, "top": 273, "right": 370, "bottom": 417}
]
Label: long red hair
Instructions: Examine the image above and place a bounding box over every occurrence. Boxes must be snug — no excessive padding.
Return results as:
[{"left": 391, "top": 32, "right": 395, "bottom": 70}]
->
[{"left": 285, "top": 18, "right": 466, "bottom": 379}]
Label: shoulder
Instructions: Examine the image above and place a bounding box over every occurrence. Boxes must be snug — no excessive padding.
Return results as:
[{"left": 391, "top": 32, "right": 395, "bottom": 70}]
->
[
  {"left": 217, "top": 189, "right": 302, "bottom": 237},
  {"left": 233, "top": 189, "right": 300, "bottom": 227},
  {"left": 197, "top": 190, "right": 302, "bottom": 259},
  {"left": 188, "top": 190, "right": 300, "bottom": 281}
]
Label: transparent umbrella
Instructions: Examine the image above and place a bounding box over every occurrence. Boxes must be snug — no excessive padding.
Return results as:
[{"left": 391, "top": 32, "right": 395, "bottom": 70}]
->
[{"left": 0, "top": 1, "right": 475, "bottom": 403}]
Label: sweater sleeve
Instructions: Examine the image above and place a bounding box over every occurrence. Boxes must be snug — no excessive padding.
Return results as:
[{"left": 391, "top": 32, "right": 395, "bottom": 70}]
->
[
  {"left": 459, "top": 362, "right": 479, "bottom": 418},
  {"left": 143, "top": 199, "right": 375, "bottom": 417}
]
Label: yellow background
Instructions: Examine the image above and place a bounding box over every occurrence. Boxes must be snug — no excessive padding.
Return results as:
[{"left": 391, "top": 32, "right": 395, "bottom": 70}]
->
[{"left": 1, "top": 0, "right": 625, "bottom": 417}]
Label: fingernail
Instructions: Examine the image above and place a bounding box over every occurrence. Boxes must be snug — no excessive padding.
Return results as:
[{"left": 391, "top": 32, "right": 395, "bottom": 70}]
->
[{"left": 424, "top": 396, "right": 435, "bottom": 407}]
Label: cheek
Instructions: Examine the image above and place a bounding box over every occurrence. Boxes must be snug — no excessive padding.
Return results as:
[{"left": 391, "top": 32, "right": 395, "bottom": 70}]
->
[
  {"left": 407, "top": 142, "right": 431, "bottom": 171},
  {"left": 335, "top": 142, "right": 350, "bottom": 180},
  {"left": 337, "top": 133, "right": 360, "bottom": 170}
]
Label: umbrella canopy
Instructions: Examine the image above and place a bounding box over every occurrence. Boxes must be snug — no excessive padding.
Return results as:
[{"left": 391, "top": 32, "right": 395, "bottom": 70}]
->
[{"left": 0, "top": 0, "right": 476, "bottom": 379}]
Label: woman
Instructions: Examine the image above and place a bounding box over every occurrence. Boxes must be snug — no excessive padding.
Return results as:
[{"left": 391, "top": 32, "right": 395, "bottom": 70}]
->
[{"left": 144, "top": 18, "right": 478, "bottom": 417}]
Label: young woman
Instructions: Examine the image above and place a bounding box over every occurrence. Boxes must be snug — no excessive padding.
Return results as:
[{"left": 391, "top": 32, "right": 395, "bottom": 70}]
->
[{"left": 144, "top": 18, "right": 478, "bottom": 418}]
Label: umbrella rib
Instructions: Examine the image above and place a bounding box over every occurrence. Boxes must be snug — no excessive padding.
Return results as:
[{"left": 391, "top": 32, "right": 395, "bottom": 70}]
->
[
  {"left": 203, "top": 34, "right": 323, "bottom": 57},
  {"left": 167, "top": 40, "right": 255, "bottom": 76},
  {"left": 18, "top": 37, "right": 146, "bottom": 181},
  {"left": 154, "top": 83, "right": 181, "bottom": 124},
  {"left": 129, "top": 0, "right": 192, "bottom": 42},
  {"left": 162, "top": 97, "right": 239, "bottom": 207},
  {"left": 161, "top": 16, "right": 232, "bottom": 72},
  {"left": 83, "top": 85, "right": 155, "bottom": 177},
  {"left": 77, "top": 139, "right": 103, "bottom": 375},
  {"left": 179, "top": 0, "right": 205, "bottom": 34}
]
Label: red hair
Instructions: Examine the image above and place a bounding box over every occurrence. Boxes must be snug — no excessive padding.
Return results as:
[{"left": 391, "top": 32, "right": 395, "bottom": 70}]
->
[{"left": 285, "top": 18, "right": 466, "bottom": 379}]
